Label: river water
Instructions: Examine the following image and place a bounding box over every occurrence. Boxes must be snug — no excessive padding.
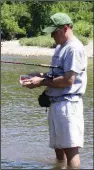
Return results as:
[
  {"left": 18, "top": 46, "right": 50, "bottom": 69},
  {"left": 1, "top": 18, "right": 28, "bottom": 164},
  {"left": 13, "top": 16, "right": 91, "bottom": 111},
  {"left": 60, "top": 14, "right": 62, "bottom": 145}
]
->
[{"left": 1, "top": 55, "right": 93, "bottom": 169}]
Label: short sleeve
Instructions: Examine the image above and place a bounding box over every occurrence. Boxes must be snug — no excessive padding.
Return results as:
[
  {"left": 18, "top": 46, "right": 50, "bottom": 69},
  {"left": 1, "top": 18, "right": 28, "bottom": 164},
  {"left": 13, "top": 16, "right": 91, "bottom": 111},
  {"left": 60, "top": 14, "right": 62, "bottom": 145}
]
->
[{"left": 64, "top": 48, "right": 85, "bottom": 73}]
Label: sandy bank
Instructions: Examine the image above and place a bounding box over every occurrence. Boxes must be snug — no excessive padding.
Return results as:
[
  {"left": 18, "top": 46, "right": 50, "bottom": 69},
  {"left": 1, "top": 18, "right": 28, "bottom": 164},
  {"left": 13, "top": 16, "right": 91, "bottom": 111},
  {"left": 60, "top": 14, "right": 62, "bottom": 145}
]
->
[
  {"left": 1, "top": 40, "right": 54, "bottom": 57},
  {"left": 1, "top": 40, "right": 93, "bottom": 58}
]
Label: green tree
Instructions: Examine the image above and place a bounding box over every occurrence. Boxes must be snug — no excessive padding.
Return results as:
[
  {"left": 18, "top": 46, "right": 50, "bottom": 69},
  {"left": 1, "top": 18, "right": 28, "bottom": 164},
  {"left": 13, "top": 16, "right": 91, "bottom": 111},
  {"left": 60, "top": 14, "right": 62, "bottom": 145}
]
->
[
  {"left": 28, "top": 1, "right": 52, "bottom": 36},
  {"left": 1, "top": 1, "right": 93, "bottom": 40},
  {"left": 1, "top": 2, "right": 31, "bottom": 40}
]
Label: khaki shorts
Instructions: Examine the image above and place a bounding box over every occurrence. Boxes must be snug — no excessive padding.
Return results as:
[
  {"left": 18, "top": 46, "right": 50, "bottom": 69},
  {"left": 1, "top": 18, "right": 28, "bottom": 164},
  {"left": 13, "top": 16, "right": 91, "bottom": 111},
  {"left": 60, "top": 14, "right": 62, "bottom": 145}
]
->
[{"left": 48, "top": 98, "right": 84, "bottom": 148}]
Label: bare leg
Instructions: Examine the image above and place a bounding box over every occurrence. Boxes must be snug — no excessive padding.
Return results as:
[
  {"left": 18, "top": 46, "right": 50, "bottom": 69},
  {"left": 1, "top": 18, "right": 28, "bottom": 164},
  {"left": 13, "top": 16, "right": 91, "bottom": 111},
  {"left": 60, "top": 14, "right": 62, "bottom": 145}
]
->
[
  {"left": 64, "top": 147, "right": 80, "bottom": 169},
  {"left": 55, "top": 148, "right": 67, "bottom": 161},
  {"left": 55, "top": 148, "right": 67, "bottom": 168}
]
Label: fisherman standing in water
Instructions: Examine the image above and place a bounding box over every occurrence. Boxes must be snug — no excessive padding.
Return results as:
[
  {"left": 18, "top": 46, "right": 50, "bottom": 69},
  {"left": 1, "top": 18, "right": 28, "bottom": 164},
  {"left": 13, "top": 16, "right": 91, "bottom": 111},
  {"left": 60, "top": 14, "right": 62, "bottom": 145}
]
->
[{"left": 21, "top": 13, "right": 87, "bottom": 169}]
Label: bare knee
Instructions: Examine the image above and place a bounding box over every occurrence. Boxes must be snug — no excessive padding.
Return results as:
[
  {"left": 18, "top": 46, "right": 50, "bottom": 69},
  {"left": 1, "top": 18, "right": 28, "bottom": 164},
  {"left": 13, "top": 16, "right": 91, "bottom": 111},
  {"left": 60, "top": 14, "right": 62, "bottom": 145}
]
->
[
  {"left": 55, "top": 148, "right": 67, "bottom": 161},
  {"left": 64, "top": 147, "right": 80, "bottom": 169}
]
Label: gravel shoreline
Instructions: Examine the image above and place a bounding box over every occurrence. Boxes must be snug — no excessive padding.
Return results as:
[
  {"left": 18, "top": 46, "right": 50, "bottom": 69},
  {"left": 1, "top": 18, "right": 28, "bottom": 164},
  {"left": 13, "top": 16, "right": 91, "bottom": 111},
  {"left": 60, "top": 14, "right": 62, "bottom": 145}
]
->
[{"left": 1, "top": 40, "right": 93, "bottom": 58}]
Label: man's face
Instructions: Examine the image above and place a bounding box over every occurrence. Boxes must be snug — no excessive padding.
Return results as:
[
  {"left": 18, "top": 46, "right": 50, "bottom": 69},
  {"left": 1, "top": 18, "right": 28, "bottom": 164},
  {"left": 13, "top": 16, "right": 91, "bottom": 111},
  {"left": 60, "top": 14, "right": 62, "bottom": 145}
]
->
[{"left": 51, "top": 27, "right": 66, "bottom": 45}]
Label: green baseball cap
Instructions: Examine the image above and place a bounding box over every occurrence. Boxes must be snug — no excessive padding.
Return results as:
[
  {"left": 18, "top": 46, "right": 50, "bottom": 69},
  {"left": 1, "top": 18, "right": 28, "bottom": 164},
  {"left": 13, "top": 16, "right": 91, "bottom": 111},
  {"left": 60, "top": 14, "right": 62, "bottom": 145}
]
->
[{"left": 43, "top": 13, "right": 73, "bottom": 34}]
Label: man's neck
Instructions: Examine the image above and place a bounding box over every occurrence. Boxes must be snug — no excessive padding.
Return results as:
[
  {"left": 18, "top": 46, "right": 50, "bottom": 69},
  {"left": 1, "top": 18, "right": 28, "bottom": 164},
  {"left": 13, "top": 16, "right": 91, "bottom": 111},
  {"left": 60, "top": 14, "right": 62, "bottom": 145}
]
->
[{"left": 66, "top": 30, "right": 74, "bottom": 41}]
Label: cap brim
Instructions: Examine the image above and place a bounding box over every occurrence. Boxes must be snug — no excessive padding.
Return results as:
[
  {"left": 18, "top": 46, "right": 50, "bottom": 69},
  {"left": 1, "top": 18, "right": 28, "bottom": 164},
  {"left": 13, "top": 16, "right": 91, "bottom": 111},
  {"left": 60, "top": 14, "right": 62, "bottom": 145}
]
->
[{"left": 43, "top": 26, "right": 57, "bottom": 34}]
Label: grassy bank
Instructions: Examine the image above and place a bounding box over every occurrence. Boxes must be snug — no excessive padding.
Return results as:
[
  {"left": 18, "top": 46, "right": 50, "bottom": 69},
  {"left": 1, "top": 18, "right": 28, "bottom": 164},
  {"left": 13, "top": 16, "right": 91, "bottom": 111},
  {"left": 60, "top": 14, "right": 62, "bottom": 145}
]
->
[
  {"left": 19, "top": 35, "right": 55, "bottom": 48},
  {"left": 19, "top": 19, "right": 93, "bottom": 48},
  {"left": 19, "top": 34, "right": 91, "bottom": 48}
]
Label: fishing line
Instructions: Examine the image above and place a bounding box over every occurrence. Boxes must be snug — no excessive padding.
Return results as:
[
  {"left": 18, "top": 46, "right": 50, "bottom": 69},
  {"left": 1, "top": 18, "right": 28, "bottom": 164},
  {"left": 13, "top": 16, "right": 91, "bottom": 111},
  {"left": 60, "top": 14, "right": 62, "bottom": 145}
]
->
[{"left": 1, "top": 60, "right": 62, "bottom": 69}]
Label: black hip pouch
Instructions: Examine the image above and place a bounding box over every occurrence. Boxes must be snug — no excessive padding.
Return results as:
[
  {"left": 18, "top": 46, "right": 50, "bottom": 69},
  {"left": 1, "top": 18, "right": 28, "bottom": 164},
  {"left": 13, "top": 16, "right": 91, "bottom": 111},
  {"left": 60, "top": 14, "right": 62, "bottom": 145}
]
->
[{"left": 38, "top": 90, "right": 51, "bottom": 107}]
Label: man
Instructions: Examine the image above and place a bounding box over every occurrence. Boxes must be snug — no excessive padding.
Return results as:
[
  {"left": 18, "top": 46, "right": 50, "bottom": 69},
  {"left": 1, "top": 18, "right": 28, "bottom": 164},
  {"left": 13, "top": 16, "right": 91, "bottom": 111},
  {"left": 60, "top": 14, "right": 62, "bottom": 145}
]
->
[{"left": 21, "top": 13, "right": 87, "bottom": 169}]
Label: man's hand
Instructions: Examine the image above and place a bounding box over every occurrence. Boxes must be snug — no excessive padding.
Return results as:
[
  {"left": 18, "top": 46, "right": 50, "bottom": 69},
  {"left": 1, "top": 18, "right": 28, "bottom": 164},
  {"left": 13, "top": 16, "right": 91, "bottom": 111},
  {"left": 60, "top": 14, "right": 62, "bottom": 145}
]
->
[{"left": 20, "top": 76, "right": 44, "bottom": 89}]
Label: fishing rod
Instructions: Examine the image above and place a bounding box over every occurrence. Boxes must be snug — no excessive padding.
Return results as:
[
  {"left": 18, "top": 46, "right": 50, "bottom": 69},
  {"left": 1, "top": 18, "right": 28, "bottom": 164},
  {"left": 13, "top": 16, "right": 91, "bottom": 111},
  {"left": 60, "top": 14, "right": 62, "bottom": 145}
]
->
[{"left": 1, "top": 60, "right": 62, "bottom": 69}]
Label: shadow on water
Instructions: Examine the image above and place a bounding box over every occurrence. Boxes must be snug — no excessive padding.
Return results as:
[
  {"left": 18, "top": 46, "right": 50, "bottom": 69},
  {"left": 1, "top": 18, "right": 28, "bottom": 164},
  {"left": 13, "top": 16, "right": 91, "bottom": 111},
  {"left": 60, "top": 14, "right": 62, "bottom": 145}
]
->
[{"left": 1, "top": 56, "right": 93, "bottom": 169}]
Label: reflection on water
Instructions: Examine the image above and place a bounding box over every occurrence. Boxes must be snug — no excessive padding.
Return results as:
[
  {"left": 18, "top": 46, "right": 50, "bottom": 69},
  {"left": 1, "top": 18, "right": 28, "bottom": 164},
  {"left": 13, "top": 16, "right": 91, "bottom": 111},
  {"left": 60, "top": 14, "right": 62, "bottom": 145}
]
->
[{"left": 1, "top": 56, "right": 93, "bottom": 169}]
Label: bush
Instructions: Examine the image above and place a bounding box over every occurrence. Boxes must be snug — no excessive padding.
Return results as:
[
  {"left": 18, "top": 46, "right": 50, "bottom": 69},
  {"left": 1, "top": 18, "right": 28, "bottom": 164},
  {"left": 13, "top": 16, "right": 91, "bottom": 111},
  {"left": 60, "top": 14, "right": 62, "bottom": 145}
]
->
[
  {"left": 19, "top": 35, "right": 55, "bottom": 48},
  {"left": 1, "top": 1, "right": 93, "bottom": 41},
  {"left": 1, "top": 2, "right": 30, "bottom": 40},
  {"left": 73, "top": 21, "right": 93, "bottom": 38},
  {"left": 76, "top": 35, "right": 89, "bottom": 45},
  {"left": 1, "top": 18, "right": 26, "bottom": 40}
]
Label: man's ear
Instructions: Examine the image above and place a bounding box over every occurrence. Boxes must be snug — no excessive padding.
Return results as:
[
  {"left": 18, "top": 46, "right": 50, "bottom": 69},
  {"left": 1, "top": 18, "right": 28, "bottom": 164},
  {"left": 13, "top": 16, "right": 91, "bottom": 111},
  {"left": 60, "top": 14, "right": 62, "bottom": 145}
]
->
[{"left": 63, "top": 25, "right": 68, "bottom": 32}]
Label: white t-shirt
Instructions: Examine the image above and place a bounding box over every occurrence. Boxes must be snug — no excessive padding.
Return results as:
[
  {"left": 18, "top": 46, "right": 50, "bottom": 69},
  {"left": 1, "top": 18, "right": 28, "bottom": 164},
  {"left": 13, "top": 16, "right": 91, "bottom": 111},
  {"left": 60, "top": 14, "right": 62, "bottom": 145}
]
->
[{"left": 46, "top": 36, "right": 87, "bottom": 102}]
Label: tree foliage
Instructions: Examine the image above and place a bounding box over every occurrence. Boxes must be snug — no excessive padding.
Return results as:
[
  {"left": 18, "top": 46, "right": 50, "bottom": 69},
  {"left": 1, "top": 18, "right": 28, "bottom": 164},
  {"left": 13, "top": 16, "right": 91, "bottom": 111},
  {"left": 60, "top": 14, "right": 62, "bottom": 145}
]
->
[
  {"left": 1, "top": 0, "right": 93, "bottom": 40},
  {"left": 1, "top": 2, "right": 31, "bottom": 40},
  {"left": 28, "top": 1, "right": 52, "bottom": 36}
]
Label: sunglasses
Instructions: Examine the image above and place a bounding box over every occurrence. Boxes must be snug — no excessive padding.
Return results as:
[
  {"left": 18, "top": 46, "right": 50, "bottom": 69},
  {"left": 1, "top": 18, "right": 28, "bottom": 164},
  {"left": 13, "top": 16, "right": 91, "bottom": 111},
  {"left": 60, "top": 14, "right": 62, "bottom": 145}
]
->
[
  {"left": 51, "top": 28, "right": 60, "bottom": 37},
  {"left": 51, "top": 26, "right": 64, "bottom": 37}
]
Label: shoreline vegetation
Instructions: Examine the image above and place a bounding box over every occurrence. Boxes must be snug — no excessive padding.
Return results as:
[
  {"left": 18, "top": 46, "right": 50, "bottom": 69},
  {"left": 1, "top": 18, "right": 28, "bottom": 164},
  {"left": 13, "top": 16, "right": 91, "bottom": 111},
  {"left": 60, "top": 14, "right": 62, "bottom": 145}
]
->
[
  {"left": 1, "top": 39, "right": 93, "bottom": 58},
  {"left": 1, "top": 2, "right": 93, "bottom": 59}
]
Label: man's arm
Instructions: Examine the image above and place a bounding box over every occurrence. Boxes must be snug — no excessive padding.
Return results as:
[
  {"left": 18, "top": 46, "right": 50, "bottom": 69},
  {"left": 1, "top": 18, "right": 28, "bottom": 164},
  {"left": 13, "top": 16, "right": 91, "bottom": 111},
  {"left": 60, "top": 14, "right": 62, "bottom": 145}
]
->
[
  {"left": 44, "top": 71, "right": 77, "bottom": 88},
  {"left": 21, "top": 71, "right": 77, "bottom": 89}
]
